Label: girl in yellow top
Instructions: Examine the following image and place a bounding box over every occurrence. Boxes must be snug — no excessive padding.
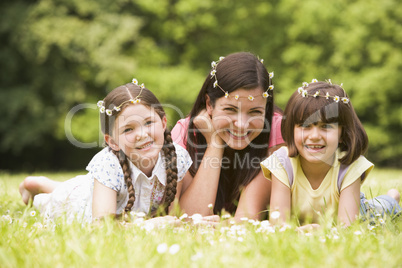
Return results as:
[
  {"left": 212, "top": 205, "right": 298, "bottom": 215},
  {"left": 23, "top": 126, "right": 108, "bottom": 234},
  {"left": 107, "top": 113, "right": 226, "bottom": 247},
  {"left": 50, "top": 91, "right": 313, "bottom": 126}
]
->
[{"left": 261, "top": 80, "right": 400, "bottom": 228}]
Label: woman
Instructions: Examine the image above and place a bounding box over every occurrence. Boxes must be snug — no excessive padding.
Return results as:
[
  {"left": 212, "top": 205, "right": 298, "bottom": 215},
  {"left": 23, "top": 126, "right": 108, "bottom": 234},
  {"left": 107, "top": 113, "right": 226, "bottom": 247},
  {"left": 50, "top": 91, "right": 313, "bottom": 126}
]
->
[{"left": 173, "top": 52, "right": 285, "bottom": 220}]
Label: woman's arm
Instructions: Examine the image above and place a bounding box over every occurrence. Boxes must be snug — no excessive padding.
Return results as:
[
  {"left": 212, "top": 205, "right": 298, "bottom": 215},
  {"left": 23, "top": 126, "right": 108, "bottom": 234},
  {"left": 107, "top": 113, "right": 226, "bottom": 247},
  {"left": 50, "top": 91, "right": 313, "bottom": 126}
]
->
[
  {"left": 92, "top": 179, "right": 118, "bottom": 219},
  {"left": 235, "top": 171, "right": 271, "bottom": 220},
  {"left": 269, "top": 174, "right": 291, "bottom": 225},
  {"left": 338, "top": 178, "right": 361, "bottom": 227},
  {"left": 178, "top": 110, "right": 225, "bottom": 216}
]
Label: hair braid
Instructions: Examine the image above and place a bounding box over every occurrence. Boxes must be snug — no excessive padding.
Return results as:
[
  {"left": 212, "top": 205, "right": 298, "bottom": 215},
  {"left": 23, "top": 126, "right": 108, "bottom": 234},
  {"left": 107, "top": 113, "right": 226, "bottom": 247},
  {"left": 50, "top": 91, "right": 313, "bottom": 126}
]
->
[
  {"left": 112, "top": 149, "right": 135, "bottom": 213},
  {"left": 161, "top": 130, "right": 178, "bottom": 214}
]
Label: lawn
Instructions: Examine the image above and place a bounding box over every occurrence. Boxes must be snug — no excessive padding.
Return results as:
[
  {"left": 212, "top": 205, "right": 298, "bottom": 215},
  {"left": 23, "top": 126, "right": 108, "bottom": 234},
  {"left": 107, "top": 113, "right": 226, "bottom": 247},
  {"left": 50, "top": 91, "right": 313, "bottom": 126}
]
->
[{"left": 1, "top": 169, "right": 401, "bottom": 268}]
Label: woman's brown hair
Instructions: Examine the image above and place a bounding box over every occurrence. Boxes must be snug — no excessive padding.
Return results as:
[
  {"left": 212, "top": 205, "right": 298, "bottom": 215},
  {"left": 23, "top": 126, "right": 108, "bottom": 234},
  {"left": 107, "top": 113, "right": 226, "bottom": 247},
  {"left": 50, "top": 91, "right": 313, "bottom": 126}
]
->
[
  {"left": 281, "top": 81, "right": 368, "bottom": 165},
  {"left": 100, "top": 83, "right": 178, "bottom": 215},
  {"left": 186, "top": 52, "right": 279, "bottom": 214}
]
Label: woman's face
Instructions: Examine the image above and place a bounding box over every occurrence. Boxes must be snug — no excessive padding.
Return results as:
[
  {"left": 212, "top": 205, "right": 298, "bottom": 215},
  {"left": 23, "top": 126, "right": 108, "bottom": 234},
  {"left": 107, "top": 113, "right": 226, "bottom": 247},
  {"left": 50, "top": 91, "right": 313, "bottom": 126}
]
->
[{"left": 206, "top": 87, "right": 267, "bottom": 150}]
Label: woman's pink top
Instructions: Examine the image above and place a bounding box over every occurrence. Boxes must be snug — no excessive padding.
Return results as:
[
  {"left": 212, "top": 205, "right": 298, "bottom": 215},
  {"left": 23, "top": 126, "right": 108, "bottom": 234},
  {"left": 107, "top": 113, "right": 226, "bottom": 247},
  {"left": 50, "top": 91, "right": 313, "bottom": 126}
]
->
[{"left": 171, "top": 112, "right": 285, "bottom": 149}]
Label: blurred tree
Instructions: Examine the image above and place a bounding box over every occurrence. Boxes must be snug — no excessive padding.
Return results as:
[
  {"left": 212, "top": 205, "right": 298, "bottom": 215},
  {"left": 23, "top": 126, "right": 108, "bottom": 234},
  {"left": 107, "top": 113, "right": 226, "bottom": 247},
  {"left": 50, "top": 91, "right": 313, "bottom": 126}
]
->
[{"left": 0, "top": 0, "right": 401, "bottom": 170}]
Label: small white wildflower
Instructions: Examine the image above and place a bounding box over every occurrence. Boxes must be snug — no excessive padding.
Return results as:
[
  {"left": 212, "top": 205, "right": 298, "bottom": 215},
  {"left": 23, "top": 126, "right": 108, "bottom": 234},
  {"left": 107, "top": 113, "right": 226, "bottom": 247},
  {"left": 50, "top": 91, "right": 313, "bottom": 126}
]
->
[
  {"left": 248, "top": 95, "right": 254, "bottom": 101},
  {"left": 304, "top": 232, "right": 313, "bottom": 237},
  {"left": 379, "top": 218, "right": 385, "bottom": 224},
  {"left": 140, "top": 83, "right": 145, "bottom": 89},
  {"left": 302, "top": 82, "right": 309, "bottom": 87},
  {"left": 106, "top": 109, "right": 113, "bottom": 116},
  {"left": 269, "top": 72, "right": 274, "bottom": 79},
  {"left": 136, "top": 212, "right": 146, "bottom": 218},
  {"left": 234, "top": 95, "right": 239, "bottom": 100},
  {"left": 311, "top": 78, "right": 318, "bottom": 83},
  {"left": 213, "top": 81, "right": 218, "bottom": 88},
  {"left": 367, "top": 224, "right": 375, "bottom": 231},
  {"left": 332, "top": 234, "right": 340, "bottom": 240},
  {"left": 179, "top": 213, "right": 188, "bottom": 220},
  {"left": 132, "top": 78, "right": 138, "bottom": 85},
  {"left": 210, "top": 70, "right": 216, "bottom": 76},
  {"left": 302, "top": 89, "right": 308, "bottom": 98},
  {"left": 211, "top": 61, "right": 217, "bottom": 68},
  {"left": 262, "top": 92, "right": 269, "bottom": 98},
  {"left": 240, "top": 217, "right": 248, "bottom": 222},
  {"left": 219, "top": 56, "right": 225, "bottom": 61},
  {"left": 169, "top": 244, "right": 180, "bottom": 255},
  {"left": 157, "top": 243, "right": 168, "bottom": 254},
  {"left": 30, "top": 211, "right": 36, "bottom": 217},
  {"left": 341, "top": 97, "right": 349, "bottom": 104},
  {"left": 222, "top": 214, "right": 231, "bottom": 219},
  {"left": 260, "top": 59, "right": 264, "bottom": 64},
  {"left": 354, "top": 230, "right": 362, "bottom": 236},
  {"left": 237, "top": 237, "right": 244, "bottom": 242},
  {"left": 270, "top": 211, "right": 280, "bottom": 220},
  {"left": 208, "top": 204, "right": 213, "bottom": 209},
  {"left": 333, "top": 95, "right": 340, "bottom": 102},
  {"left": 99, "top": 106, "right": 106, "bottom": 113},
  {"left": 326, "top": 92, "right": 330, "bottom": 99},
  {"left": 224, "top": 92, "right": 229, "bottom": 98},
  {"left": 97, "top": 100, "right": 104, "bottom": 108},
  {"left": 229, "top": 219, "right": 236, "bottom": 225},
  {"left": 298, "top": 87, "right": 304, "bottom": 94},
  {"left": 269, "top": 85, "right": 274, "bottom": 90},
  {"left": 313, "top": 91, "right": 320, "bottom": 98}
]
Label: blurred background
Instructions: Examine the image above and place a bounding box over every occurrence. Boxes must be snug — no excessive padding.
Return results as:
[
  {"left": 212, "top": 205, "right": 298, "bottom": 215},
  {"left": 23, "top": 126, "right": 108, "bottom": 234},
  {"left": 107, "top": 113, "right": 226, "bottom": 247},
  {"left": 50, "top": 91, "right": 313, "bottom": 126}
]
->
[{"left": 1, "top": 0, "right": 401, "bottom": 171}]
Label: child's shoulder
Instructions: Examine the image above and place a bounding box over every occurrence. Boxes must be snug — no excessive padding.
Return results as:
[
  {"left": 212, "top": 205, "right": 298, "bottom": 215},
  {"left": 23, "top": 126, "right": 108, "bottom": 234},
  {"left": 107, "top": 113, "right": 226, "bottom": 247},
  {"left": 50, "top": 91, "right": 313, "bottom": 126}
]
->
[{"left": 86, "top": 147, "right": 120, "bottom": 171}]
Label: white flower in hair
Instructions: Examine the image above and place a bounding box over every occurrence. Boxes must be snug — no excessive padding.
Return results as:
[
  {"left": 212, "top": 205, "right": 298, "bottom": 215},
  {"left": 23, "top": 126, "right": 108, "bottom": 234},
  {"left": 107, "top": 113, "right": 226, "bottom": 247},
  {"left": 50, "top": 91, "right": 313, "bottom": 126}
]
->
[
  {"left": 302, "top": 90, "right": 308, "bottom": 98},
  {"left": 248, "top": 95, "right": 254, "bottom": 101},
  {"left": 298, "top": 87, "right": 304, "bottom": 94},
  {"left": 263, "top": 92, "right": 269, "bottom": 98},
  {"left": 132, "top": 78, "right": 138, "bottom": 85},
  {"left": 210, "top": 70, "right": 216, "bottom": 76},
  {"left": 140, "top": 83, "right": 145, "bottom": 89},
  {"left": 326, "top": 92, "right": 330, "bottom": 99},
  {"left": 311, "top": 78, "right": 318, "bottom": 83},
  {"left": 219, "top": 56, "right": 225, "bottom": 61},
  {"left": 100, "top": 106, "right": 106, "bottom": 113},
  {"left": 341, "top": 97, "right": 349, "bottom": 104},
  {"left": 213, "top": 81, "right": 218, "bottom": 88},
  {"left": 235, "top": 95, "right": 239, "bottom": 100},
  {"left": 333, "top": 96, "right": 340, "bottom": 102},
  {"left": 260, "top": 59, "right": 264, "bottom": 64},
  {"left": 269, "top": 85, "right": 274, "bottom": 90},
  {"left": 269, "top": 72, "right": 274, "bottom": 79},
  {"left": 97, "top": 100, "right": 104, "bottom": 108},
  {"left": 211, "top": 61, "right": 217, "bottom": 68},
  {"left": 302, "top": 82, "right": 309, "bottom": 87},
  {"left": 224, "top": 92, "right": 229, "bottom": 98},
  {"left": 106, "top": 109, "right": 113, "bottom": 116},
  {"left": 313, "top": 91, "right": 320, "bottom": 98},
  {"left": 114, "top": 106, "right": 121, "bottom": 112}
]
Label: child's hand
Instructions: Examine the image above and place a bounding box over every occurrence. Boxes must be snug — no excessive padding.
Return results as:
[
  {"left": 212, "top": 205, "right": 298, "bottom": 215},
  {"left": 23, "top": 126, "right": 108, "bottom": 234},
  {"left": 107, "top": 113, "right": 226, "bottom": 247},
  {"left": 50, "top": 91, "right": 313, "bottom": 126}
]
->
[
  {"left": 144, "top": 216, "right": 181, "bottom": 227},
  {"left": 193, "top": 109, "right": 224, "bottom": 147}
]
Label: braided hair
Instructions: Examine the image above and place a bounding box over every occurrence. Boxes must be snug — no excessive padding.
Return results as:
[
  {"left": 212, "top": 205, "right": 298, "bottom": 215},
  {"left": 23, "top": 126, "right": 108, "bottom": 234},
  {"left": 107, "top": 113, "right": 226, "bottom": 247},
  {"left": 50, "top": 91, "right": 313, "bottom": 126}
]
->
[{"left": 100, "top": 82, "right": 179, "bottom": 216}]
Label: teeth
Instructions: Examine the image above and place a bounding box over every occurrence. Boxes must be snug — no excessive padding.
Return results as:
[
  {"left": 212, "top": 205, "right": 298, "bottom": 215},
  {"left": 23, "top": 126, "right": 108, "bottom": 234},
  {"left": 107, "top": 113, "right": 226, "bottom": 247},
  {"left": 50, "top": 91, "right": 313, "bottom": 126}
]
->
[
  {"left": 306, "top": 145, "right": 324, "bottom": 149},
  {"left": 137, "top": 142, "right": 152, "bottom": 149},
  {"left": 229, "top": 130, "right": 248, "bottom": 137}
]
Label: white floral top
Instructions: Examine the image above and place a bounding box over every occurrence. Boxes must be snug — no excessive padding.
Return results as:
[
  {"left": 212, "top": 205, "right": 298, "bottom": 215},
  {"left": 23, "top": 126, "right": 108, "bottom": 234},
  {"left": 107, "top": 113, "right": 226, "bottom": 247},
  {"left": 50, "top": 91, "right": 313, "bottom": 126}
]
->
[{"left": 33, "top": 143, "right": 192, "bottom": 223}]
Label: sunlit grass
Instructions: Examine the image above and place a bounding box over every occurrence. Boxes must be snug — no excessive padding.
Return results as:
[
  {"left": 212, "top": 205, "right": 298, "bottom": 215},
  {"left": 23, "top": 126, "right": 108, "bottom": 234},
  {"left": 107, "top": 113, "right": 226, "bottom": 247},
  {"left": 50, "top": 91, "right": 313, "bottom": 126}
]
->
[{"left": 1, "top": 170, "right": 401, "bottom": 267}]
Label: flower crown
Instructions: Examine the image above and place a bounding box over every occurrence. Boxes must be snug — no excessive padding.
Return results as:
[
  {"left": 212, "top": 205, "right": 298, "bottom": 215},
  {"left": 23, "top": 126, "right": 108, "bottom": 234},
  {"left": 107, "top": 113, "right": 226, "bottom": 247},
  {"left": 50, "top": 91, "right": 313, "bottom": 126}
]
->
[
  {"left": 210, "top": 57, "right": 274, "bottom": 101},
  {"left": 97, "top": 78, "right": 145, "bottom": 116},
  {"left": 297, "top": 79, "right": 350, "bottom": 104}
]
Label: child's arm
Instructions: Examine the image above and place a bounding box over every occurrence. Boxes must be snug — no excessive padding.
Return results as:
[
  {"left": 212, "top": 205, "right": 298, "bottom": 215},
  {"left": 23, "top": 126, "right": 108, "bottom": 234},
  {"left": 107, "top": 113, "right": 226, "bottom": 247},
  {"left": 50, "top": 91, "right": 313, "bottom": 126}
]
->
[
  {"left": 92, "top": 179, "right": 117, "bottom": 219},
  {"left": 270, "top": 174, "right": 291, "bottom": 225},
  {"left": 338, "top": 178, "right": 361, "bottom": 227}
]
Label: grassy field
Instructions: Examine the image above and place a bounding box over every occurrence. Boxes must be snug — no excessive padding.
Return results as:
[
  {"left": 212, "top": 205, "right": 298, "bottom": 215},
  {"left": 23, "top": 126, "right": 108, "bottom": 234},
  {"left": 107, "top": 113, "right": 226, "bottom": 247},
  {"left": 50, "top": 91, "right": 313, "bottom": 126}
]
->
[{"left": 1, "top": 169, "right": 402, "bottom": 268}]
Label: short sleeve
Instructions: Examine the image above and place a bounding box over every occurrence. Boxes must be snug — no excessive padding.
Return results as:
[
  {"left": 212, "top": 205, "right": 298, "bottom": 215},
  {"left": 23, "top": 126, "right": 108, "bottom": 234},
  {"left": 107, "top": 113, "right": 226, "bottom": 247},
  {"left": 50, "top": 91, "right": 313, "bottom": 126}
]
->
[
  {"left": 340, "top": 156, "right": 374, "bottom": 191},
  {"left": 171, "top": 118, "right": 190, "bottom": 149},
  {"left": 268, "top": 112, "right": 285, "bottom": 148},
  {"left": 86, "top": 147, "right": 124, "bottom": 192},
  {"left": 260, "top": 147, "right": 291, "bottom": 188},
  {"left": 173, "top": 142, "right": 193, "bottom": 181}
]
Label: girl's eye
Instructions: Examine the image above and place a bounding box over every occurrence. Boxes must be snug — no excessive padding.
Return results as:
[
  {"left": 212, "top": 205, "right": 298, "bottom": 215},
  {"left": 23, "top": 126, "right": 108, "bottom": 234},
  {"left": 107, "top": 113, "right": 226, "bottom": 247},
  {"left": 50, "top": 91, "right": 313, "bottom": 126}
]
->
[
  {"left": 145, "top": 120, "right": 153, "bottom": 126},
  {"left": 224, "top": 107, "right": 237, "bottom": 112},
  {"left": 322, "top": 123, "right": 334, "bottom": 129},
  {"left": 123, "top": 128, "right": 133, "bottom": 133}
]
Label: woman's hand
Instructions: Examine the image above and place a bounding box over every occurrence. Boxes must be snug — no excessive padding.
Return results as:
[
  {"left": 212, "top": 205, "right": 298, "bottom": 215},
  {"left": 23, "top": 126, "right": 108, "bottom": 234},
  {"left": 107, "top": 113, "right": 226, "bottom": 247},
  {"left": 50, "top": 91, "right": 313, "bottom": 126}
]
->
[{"left": 193, "top": 109, "right": 224, "bottom": 147}]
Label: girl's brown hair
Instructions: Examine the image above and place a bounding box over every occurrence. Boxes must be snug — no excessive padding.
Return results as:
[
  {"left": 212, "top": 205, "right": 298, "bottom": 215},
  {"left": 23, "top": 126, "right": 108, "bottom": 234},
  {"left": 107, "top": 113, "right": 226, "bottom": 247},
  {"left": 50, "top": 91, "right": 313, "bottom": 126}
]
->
[
  {"left": 187, "top": 52, "right": 279, "bottom": 214},
  {"left": 100, "top": 83, "right": 178, "bottom": 215},
  {"left": 281, "top": 81, "right": 368, "bottom": 165}
]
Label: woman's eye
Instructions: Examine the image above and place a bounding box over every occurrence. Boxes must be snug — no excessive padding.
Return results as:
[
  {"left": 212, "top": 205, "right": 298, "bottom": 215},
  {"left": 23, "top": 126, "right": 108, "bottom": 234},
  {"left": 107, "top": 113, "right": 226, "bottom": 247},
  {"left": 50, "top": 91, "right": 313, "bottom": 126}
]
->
[
  {"left": 250, "top": 110, "right": 263, "bottom": 115},
  {"left": 224, "top": 108, "right": 237, "bottom": 112}
]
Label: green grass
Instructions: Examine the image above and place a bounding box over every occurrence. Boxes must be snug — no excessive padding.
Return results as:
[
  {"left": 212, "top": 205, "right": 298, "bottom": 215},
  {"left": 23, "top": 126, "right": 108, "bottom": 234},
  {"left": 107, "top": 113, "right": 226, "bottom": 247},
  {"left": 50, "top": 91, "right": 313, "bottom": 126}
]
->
[{"left": 1, "top": 169, "right": 402, "bottom": 268}]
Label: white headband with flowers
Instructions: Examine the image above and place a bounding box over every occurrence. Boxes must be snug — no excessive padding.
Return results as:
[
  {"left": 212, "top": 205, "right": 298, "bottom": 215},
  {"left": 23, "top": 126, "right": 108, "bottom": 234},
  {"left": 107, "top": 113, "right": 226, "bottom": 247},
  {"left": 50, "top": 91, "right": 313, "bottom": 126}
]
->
[
  {"left": 297, "top": 79, "right": 350, "bottom": 104},
  {"left": 97, "top": 78, "right": 145, "bottom": 116},
  {"left": 210, "top": 56, "right": 274, "bottom": 101}
]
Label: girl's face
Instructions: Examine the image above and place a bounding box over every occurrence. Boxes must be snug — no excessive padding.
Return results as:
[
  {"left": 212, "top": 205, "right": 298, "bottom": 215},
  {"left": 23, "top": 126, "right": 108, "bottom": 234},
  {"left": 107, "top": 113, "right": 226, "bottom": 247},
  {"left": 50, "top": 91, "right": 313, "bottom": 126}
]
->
[
  {"left": 106, "top": 104, "right": 166, "bottom": 175},
  {"left": 206, "top": 87, "right": 267, "bottom": 150},
  {"left": 294, "top": 121, "right": 342, "bottom": 166}
]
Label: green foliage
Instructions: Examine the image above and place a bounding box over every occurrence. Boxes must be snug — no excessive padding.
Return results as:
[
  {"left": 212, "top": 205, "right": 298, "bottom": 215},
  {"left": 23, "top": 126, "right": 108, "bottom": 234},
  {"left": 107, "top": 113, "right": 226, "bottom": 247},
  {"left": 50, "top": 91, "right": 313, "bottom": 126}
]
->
[{"left": 1, "top": 0, "right": 401, "bottom": 169}]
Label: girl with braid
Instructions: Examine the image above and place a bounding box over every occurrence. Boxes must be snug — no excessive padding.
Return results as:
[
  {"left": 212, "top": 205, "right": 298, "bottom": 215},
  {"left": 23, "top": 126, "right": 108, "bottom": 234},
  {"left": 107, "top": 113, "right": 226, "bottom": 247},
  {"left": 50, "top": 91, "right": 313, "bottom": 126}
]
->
[{"left": 19, "top": 79, "right": 192, "bottom": 223}]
